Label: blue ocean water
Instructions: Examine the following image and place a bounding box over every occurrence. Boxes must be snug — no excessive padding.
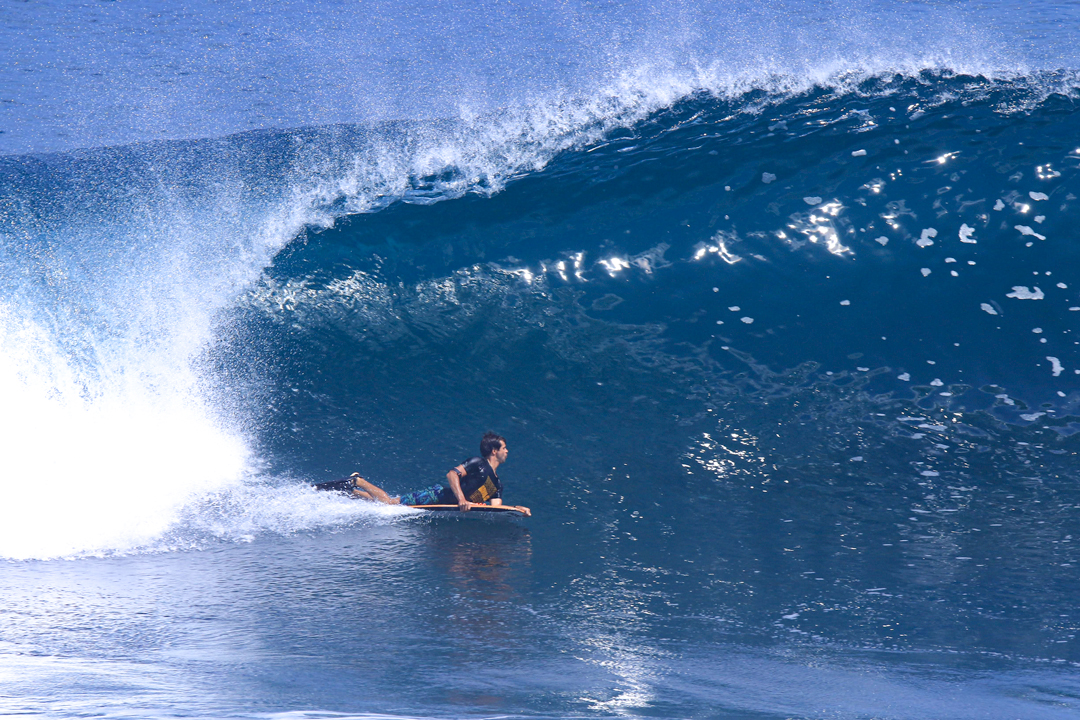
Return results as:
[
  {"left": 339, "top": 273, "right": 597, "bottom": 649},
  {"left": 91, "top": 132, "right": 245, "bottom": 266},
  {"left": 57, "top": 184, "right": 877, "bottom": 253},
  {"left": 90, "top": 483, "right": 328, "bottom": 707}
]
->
[{"left": 3, "top": 1, "right": 1080, "bottom": 718}]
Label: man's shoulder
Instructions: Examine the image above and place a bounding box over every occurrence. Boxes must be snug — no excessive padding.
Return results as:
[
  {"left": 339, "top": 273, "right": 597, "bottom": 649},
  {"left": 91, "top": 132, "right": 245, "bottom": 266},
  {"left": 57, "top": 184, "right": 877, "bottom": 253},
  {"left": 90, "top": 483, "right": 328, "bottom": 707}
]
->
[{"left": 461, "top": 456, "right": 483, "bottom": 470}]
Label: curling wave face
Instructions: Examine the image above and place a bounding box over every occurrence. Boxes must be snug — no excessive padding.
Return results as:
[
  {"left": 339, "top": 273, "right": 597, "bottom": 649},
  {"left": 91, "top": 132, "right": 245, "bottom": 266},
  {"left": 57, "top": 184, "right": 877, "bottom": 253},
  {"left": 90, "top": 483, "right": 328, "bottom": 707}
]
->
[{"left": 2, "top": 52, "right": 1080, "bottom": 560}]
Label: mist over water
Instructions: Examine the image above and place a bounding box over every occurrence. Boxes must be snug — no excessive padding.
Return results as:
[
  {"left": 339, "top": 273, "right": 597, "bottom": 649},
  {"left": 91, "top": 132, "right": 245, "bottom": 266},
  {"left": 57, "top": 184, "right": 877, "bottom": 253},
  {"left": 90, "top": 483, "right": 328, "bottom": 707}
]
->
[
  {"left": 3, "top": 1, "right": 1080, "bottom": 718},
  {"left": 0, "top": 0, "right": 1060, "bottom": 156}
]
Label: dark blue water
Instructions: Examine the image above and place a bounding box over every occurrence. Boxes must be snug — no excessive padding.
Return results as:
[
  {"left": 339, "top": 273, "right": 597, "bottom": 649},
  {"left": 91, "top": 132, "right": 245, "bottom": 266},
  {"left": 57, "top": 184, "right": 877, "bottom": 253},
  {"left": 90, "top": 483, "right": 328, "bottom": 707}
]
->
[{"left": 3, "top": 2, "right": 1080, "bottom": 718}]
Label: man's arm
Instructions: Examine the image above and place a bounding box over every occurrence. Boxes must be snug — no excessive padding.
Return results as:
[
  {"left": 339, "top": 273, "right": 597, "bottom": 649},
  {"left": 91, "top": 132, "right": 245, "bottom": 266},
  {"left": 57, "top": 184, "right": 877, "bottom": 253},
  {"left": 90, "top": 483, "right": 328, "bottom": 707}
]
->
[{"left": 446, "top": 466, "right": 476, "bottom": 511}]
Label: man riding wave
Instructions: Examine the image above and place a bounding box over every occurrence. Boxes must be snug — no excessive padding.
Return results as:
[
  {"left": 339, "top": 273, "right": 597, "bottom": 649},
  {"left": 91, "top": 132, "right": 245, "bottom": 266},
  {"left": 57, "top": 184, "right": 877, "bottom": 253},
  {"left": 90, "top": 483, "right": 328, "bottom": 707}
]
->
[{"left": 315, "top": 432, "right": 531, "bottom": 516}]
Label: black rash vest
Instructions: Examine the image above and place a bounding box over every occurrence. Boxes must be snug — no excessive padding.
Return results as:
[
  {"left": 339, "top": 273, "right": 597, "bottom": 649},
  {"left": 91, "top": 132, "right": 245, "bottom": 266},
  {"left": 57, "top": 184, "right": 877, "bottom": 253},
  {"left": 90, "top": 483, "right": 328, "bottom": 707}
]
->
[{"left": 445, "top": 456, "right": 502, "bottom": 504}]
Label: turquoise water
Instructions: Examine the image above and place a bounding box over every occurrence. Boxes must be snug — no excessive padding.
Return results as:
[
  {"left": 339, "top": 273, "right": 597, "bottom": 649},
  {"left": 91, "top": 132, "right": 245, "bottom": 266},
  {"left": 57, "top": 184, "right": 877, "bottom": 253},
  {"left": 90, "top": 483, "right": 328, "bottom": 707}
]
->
[{"left": 2, "top": 2, "right": 1080, "bottom": 718}]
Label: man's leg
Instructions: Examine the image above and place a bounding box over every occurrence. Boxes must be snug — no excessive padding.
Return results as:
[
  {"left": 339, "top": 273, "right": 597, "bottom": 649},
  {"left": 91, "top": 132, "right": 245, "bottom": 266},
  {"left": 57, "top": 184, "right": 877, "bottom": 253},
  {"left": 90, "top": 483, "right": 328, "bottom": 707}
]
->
[
  {"left": 349, "top": 474, "right": 400, "bottom": 504},
  {"left": 397, "top": 484, "right": 448, "bottom": 507}
]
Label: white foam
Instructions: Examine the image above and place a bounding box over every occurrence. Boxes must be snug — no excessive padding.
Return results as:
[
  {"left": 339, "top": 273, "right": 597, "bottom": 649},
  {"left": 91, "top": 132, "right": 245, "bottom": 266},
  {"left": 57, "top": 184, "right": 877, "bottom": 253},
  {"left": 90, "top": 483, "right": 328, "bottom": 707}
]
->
[
  {"left": 0, "top": 309, "right": 250, "bottom": 560},
  {"left": 1006, "top": 286, "right": 1044, "bottom": 300},
  {"left": 1015, "top": 225, "right": 1046, "bottom": 240},
  {"left": 959, "top": 224, "right": 976, "bottom": 243}
]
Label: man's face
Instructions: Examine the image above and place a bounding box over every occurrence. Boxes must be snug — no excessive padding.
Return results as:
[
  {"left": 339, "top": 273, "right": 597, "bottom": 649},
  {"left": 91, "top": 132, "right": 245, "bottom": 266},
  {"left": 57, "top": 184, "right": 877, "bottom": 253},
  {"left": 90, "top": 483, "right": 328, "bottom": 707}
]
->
[{"left": 495, "top": 440, "right": 508, "bottom": 463}]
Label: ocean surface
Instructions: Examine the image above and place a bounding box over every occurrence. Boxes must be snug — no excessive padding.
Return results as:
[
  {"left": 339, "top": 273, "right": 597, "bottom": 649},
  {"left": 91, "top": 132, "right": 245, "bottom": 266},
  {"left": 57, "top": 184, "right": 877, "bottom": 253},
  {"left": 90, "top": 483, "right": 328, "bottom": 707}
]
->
[{"left": 3, "top": 1, "right": 1080, "bottom": 718}]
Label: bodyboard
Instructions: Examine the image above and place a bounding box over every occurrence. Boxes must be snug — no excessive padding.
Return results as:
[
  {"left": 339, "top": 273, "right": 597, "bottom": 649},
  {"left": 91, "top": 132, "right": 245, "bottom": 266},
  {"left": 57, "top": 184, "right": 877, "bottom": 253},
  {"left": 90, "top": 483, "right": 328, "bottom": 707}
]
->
[{"left": 410, "top": 504, "right": 529, "bottom": 517}]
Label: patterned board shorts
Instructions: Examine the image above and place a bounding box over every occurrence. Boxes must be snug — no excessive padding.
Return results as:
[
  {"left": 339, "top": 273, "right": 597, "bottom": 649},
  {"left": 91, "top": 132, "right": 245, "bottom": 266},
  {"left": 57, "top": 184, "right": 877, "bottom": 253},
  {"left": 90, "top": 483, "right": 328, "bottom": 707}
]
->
[{"left": 398, "top": 483, "right": 448, "bottom": 506}]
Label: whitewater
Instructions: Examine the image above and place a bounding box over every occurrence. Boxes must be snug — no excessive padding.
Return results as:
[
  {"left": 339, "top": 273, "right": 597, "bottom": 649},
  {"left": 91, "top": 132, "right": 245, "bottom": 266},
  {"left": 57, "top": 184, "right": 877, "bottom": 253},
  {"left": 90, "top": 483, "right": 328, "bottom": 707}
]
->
[{"left": 2, "top": 1, "right": 1080, "bottom": 718}]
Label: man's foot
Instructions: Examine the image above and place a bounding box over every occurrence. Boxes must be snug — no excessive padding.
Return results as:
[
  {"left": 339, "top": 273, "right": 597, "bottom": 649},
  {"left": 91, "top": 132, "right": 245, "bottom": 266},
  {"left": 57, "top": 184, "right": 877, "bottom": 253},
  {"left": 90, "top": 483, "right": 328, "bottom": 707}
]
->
[{"left": 347, "top": 474, "right": 395, "bottom": 505}]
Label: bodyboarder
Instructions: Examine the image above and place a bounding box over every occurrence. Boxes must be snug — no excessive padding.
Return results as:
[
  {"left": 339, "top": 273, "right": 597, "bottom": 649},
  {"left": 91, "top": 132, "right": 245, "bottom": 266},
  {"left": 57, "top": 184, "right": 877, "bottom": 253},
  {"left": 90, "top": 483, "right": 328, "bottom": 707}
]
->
[{"left": 315, "top": 431, "right": 531, "bottom": 516}]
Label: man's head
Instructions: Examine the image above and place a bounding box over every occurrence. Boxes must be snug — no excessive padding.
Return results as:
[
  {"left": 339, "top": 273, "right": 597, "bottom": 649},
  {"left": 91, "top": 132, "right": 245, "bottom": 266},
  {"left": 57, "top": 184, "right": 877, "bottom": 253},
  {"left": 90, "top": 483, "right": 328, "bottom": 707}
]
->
[{"left": 481, "top": 431, "right": 506, "bottom": 461}]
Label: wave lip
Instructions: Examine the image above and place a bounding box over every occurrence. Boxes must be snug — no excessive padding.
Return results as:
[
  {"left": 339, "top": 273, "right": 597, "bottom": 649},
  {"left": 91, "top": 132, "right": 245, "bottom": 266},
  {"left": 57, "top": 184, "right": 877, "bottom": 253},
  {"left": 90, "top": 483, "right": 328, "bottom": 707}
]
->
[{"left": 1, "top": 0, "right": 1067, "bottom": 155}]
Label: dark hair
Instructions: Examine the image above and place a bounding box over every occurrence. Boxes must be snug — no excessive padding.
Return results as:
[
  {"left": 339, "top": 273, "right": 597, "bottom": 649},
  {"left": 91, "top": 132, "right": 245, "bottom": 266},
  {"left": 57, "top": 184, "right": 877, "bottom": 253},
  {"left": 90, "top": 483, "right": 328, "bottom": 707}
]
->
[{"left": 481, "top": 431, "right": 505, "bottom": 458}]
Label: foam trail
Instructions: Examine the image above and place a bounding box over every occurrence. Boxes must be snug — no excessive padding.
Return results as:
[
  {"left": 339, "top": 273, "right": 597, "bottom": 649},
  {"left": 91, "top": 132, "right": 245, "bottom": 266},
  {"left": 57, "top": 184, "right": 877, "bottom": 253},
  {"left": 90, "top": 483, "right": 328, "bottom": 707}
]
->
[{"left": 0, "top": 297, "right": 414, "bottom": 560}]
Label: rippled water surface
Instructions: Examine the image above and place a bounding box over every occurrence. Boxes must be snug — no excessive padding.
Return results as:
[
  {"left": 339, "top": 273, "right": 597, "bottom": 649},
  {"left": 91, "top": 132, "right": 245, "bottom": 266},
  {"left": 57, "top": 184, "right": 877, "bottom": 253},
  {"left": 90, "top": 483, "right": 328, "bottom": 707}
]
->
[{"left": 3, "top": 1, "right": 1080, "bottom": 718}]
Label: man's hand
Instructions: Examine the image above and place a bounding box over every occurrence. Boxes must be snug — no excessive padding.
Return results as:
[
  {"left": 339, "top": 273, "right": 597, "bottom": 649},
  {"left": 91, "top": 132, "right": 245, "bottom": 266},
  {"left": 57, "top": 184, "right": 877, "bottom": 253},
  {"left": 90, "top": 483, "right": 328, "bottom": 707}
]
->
[
  {"left": 518, "top": 506, "right": 531, "bottom": 517},
  {"left": 447, "top": 467, "right": 472, "bottom": 511}
]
